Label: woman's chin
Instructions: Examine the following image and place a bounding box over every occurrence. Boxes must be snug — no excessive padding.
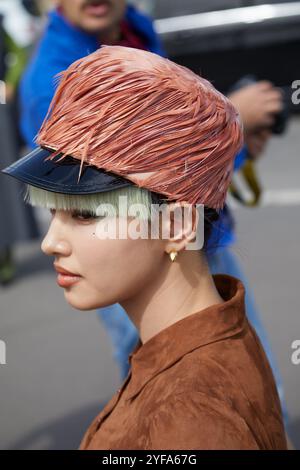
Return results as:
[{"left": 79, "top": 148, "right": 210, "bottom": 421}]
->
[{"left": 63, "top": 290, "right": 114, "bottom": 311}]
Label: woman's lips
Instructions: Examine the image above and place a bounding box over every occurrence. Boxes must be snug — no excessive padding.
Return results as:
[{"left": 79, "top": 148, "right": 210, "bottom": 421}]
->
[
  {"left": 84, "top": 2, "right": 110, "bottom": 17},
  {"left": 54, "top": 264, "right": 82, "bottom": 288},
  {"left": 56, "top": 273, "right": 82, "bottom": 288}
]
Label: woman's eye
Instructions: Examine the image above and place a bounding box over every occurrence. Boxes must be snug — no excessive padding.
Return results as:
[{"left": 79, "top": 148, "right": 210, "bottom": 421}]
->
[
  {"left": 48, "top": 208, "right": 97, "bottom": 221},
  {"left": 72, "top": 210, "right": 96, "bottom": 221}
]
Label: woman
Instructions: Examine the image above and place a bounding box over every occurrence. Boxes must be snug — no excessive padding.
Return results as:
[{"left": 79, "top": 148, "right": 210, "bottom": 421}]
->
[{"left": 2, "top": 45, "right": 287, "bottom": 449}]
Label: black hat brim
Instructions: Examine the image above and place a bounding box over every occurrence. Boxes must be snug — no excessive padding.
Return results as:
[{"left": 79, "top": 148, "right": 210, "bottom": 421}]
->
[{"left": 1, "top": 146, "right": 134, "bottom": 194}]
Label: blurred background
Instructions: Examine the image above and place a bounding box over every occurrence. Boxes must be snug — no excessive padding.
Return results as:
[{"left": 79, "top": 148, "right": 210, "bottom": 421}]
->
[{"left": 0, "top": 0, "right": 299, "bottom": 450}]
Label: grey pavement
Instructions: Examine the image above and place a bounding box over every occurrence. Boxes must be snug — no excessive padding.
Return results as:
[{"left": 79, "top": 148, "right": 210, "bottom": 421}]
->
[{"left": 0, "top": 117, "right": 299, "bottom": 450}]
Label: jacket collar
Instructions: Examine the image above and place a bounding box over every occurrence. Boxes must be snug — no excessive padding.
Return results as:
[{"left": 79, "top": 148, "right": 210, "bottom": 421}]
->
[{"left": 125, "top": 274, "right": 247, "bottom": 400}]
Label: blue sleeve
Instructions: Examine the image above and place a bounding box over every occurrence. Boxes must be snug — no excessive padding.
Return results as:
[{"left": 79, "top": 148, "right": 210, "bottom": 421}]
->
[{"left": 234, "top": 145, "right": 248, "bottom": 171}]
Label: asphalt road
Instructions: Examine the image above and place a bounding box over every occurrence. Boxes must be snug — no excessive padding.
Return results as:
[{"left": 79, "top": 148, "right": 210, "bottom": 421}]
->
[{"left": 1, "top": 117, "right": 299, "bottom": 450}]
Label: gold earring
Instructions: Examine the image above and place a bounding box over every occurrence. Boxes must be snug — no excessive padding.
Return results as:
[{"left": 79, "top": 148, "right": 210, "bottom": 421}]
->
[{"left": 169, "top": 250, "right": 178, "bottom": 262}]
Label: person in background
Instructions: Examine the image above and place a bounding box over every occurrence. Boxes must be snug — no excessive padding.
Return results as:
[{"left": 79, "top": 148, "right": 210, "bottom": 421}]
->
[{"left": 18, "top": 0, "right": 288, "bottom": 430}]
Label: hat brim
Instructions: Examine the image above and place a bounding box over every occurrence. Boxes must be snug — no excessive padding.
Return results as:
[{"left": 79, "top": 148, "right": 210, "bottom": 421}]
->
[{"left": 1, "top": 146, "right": 134, "bottom": 194}]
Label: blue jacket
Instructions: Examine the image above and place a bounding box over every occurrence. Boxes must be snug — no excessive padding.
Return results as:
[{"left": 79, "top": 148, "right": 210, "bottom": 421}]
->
[{"left": 20, "top": 5, "right": 246, "bottom": 251}]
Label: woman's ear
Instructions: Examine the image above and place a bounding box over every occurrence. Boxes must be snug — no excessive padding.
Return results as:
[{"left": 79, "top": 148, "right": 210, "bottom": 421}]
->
[{"left": 162, "top": 202, "right": 199, "bottom": 255}]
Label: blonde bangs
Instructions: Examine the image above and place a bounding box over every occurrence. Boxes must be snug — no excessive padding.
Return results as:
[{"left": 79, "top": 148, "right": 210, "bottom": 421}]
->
[{"left": 24, "top": 184, "right": 157, "bottom": 221}]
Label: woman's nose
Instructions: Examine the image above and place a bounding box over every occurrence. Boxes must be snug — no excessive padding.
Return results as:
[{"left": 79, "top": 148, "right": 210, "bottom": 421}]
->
[{"left": 41, "top": 216, "right": 72, "bottom": 257}]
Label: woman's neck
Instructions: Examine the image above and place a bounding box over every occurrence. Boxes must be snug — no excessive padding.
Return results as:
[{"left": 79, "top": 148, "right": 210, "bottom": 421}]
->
[{"left": 121, "top": 250, "right": 225, "bottom": 344}]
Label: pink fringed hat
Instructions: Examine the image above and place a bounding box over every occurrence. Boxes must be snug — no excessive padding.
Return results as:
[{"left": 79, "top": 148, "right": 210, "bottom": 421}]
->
[{"left": 2, "top": 45, "right": 243, "bottom": 210}]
